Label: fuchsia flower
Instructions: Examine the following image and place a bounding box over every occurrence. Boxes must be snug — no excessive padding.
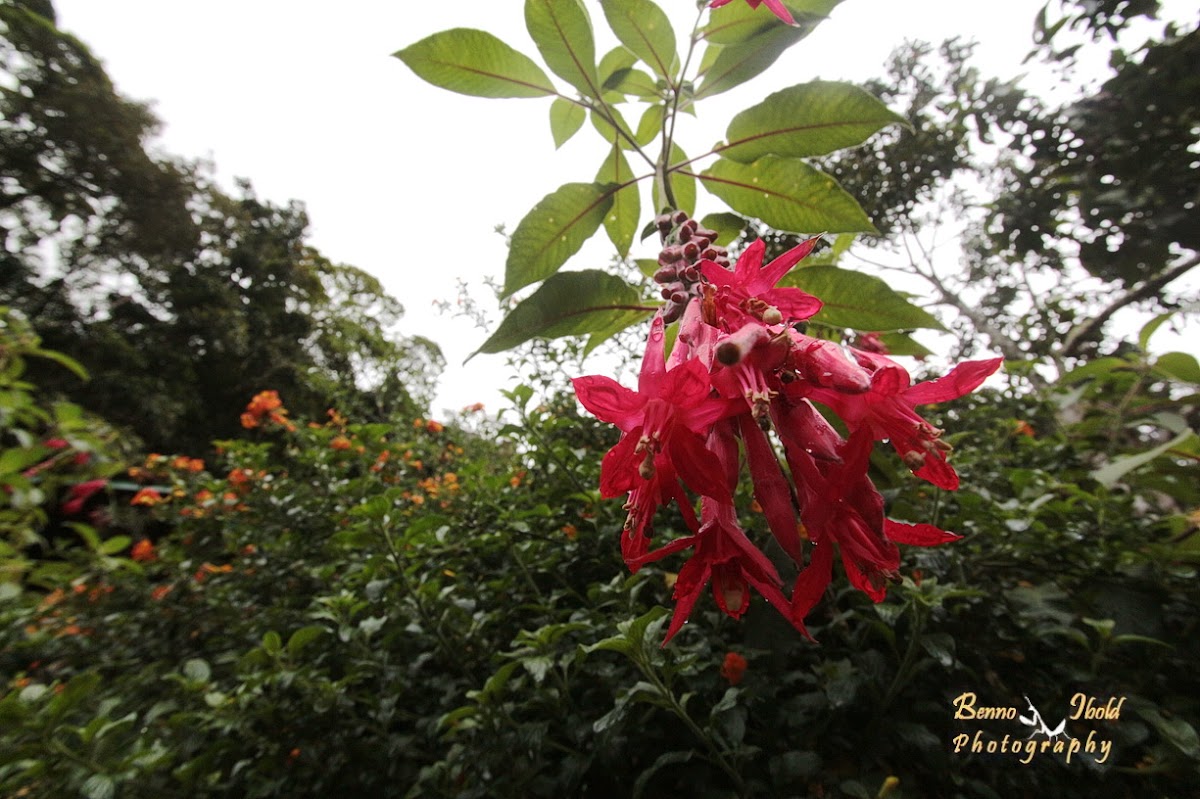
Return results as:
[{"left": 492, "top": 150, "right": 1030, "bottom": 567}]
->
[
  {"left": 709, "top": 0, "right": 796, "bottom": 26},
  {"left": 700, "top": 238, "right": 823, "bottom": 330},
  {"left": 634, "top": 499, "right": 808, "bottom": 644},
  {"left": 62, "top": 479, "right": 107, "bottom": 516},
  {"left": 789, "top": 430, "right": 961, "bottom": 624},
  {"left": 572, "top": 314, "right": 734, "bottom": 562},
  {"left": 808, "top": 351, "right": 1003, "bottom": 489}
]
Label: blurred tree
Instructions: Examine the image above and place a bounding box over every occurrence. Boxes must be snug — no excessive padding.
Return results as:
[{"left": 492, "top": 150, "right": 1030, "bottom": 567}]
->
[{"left": 1, "top": 0, "right": 439, "bottom": 453}]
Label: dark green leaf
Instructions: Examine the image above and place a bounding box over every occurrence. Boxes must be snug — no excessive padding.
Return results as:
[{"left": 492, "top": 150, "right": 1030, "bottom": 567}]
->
[
  {"left": 394, "top": 29, "right": 556, "bottom": 98},
  {"left": 699, "top": 157, "right": 875, "bottom": 234},
  {"left": 698, "top": 212, "right": 746, "bottom": 245},
  {"left": 1154, "top": 352, "right": 1200, "bottom": 385},
  {"left": 697, "top": 9, "right": 829, "bottom": 99},
  {"left": 479, "top": 270, "right": 652, "bottom": 355},
  {"left": 504, "top": 182, "right": 616, "bottom": 297},
  {"left": 525, "top": 0, "right": 601, "bottom": 98},
  {"left": 719, "top": 81, "right": 908, "bottom": 163},
  {"left": 600, "top": 0, "right": 678, "bottom": 81}
]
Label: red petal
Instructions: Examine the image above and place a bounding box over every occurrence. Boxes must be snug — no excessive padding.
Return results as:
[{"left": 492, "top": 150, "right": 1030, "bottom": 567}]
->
[
  {"left": 756, "top": 236, "right": 819, "bottom": 289},
  {"left": 738, "top": 415, "right": 802, "bottom": 564},
  {"left": 573, "top": 375, "right": 643, "bottom": 430},
  {"left": 885, "top": 520, "right": 961, "bottom": 546},
  {"left": 763, "top": 0, "right": 797, "bottom": 24},
  {"left": 791, "top": 540, "right": 833, "bottom": 625},
  {"left": 668, "top": 430, "right": 733, "bottom": 503},
  {"left": 913, "top": 453, "right": 960, "bottom": 491},
  {"left": 662, "top": 558, "right": 711, "bottom": 645},
  {"left": 599, "top": 434, "right": 640, "bottom": 498},
  {"left": 761, "top": 287, "right": 822, "bottom": 321},
  {"left": 905, "top": 357, "right": 1003, "bottom": 405},
  {"left": 733, "top": 238, "right": 767, "bottom": 283},
  {"left": 661, "top": 357, "right": 712, "bottom": 407},
  {"left": 637, "top": 313, "right": 668, "bottom": 396}
]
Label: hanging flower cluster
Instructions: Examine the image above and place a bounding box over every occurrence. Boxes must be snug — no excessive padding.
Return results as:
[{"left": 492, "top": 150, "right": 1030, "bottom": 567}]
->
[{"left": 573, "top": 213, "right": 1002, "bottom": 643}]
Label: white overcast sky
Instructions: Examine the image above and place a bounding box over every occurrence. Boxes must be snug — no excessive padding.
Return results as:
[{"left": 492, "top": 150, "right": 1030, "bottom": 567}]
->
[{"left": 45, "top": 0, "right": 1191, "bottom": 416}]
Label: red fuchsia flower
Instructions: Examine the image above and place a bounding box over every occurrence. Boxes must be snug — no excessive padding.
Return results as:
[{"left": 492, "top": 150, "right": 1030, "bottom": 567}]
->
[
  {"left": 633, "top": 498, "right": 809, "bottom": 644},
  {"left": 789, "top": 430, "right": 960, "bottom": 625},
  {"left": 699, "top": 237, "right": 822, "bottom": 330},
  {"left": 720, "top": 652, "right": 749, "bottom": 685},
  {"left": 807, "top": 352, "right": 1003, "bottom": 490},
  {"left": 709, "top": 0, "right": 796, "bottom": 26},
  {"left": 62, "top": 479, "right": 107, "bottom": 515},
  {"left": 573, "top": 314, "right": 736, "bottom": 562}
]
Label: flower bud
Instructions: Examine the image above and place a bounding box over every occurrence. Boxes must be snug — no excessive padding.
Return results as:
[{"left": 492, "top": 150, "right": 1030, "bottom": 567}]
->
[
  {"left": 672, "top": 210, "right": 689, "bottom": 226},
  {"left": 700, "top": 247, "right": 721, "bottom": 261},
  {"left": 670, "top": 290, "right": 689, "bottom": 305},
  {"left": 653, "top": 265, "right": 678, "bottom": 283},
  {"left": 659, "top": 244, "right": 684, "bottom": 263},
  {"left": 682, "top": 265, "right": 700, "bottom": 282},
  {"left": 682, "top": 241, "right": 700, "bottom": 260}
]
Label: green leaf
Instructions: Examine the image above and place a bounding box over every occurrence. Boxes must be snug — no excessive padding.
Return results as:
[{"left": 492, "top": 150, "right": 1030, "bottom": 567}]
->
[
  {"left": 606, "top": 67, "right": 661, "bottom": 99},
  {"left": 703, "top": 0, "right": 843, "bottom": 45},
  {"left": 590, "top": 105, "right": 637, "bottom": 148},
  {"left": 1138, "top": 310, "right": 1177, "bottom": 350},
  {"left": 600, "top": 0, "right": 678, "bottom": 81},
  {"left": 287, "top": 625, "right": 326, "bottom": 656},
  {"left": 29, "top": 347, "right": 88, "bottom": 381},
  {"left": 525, "top": 0, "right": 601, "bottom": 99},
  {"left": 394, "top": 29, "right": 556, "bottom": 99},
  {"left": 781, "top": 266, "right": 944, "bottom": 331},
  {"left": 598, "top": 46, "right": 637, "bottom": 84},
  {"left": 635, "top": 104, "right": 664, "bottom": 147},
  {"left": 1154, "top": 352, "right": 1200, "bottom": 385},
  {"left": 596, "top": 146, "right": 641, "bottom": 257},
  {"left": 696, "top": 13, "right": 823, "bottom": 99},
  {"left": 632, "top": 750, "right": 694, "bottom": 799},
  {"left": 549, "top": 98, "right": 585, "bottom": 148},
  {"left": 699, "top": 156, "right": 875, "bottom": 234},
  {"left": 658, "top": 143, "right": 696, "bottom": 217},
  {"left": 699, "top": 212, "right": 746, "bottom": 245},
  {"left": 479, "top": 271, "right": 652, "bottom": 356},
  {"left": 1091, "top": 428, "right": 1197, "bottom": 487},
  {"left": 262, "top": 631, "right": 282, "bottom": 656},
  {"left": 98, "top": 535, "right": 131, "bottom": 556},
  {"left": 82, "top": 775, "right": 115, "bottom": 799},
  {"left": 719, "top": 81, "right": 907, "bottom": 163},
  {"left": 183, "top": 658, "right": 211, "bottom": 683},
  {"left": 503, "top": 182, "right": 616, "bottom": 297},
  {"left": 871, "top": 332, "right": 934, "bottom": 358}
]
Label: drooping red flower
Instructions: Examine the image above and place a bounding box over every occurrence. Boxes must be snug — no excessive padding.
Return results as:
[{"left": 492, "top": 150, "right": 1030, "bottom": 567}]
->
[
  {"left": 573, "top": 314, "right": 736, "bottom": 561},
  {"left": 789, "top": 431, "right": 960, "bottom": 625},
  {"left": 808, "top": 353, "right": 1003, "bottom": 489},
  {"left": 62, "top": 479, "right": 107, "bottom": 516},
  {"left": 633, "top": 499, "right": 808, "bottom": 644},
  {"left": 700, "top": 238, "right": 822, "bottom": 329},
  {"left": 709, "top": 0, "right": 796, "bottom": 26}
]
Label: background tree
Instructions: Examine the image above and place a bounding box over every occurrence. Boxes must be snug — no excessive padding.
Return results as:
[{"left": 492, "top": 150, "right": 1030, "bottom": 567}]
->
[{"left": 1, "top": 0, "right": 438, "bottom": 454}]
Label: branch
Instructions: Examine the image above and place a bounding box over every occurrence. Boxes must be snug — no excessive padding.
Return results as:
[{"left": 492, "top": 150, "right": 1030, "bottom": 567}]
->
[{"left": 1060, "top": 253, "right": 1200, "bottom": 358}]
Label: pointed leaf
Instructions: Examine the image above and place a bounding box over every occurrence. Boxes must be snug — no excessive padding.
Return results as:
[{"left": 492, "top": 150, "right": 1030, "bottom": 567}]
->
[
  {"left": 525, "top": 0, "right": 602, "bottom": 99},
  {"left": 601, "top": 0, "right": 678, "bottom": 81},
  {"left": 696, "top": 15, "right": 820, "bottom": 100},
  {"left": 590, "top": 106, "right": 637, "bottom": 149},
  {"left": 598, "top": 45, "right": 637, "bottom": 84},
  {"left": 657, "top": 143, "right": 696, "bottom": 216},
  {"left": 720, "top": 81, "right": 908, "bottom": 163},
  {"left": 504, "top": 182, "right": 615, "bottom": 296},
  {"left": 699, "top": 212, "right": 746, "bottom": 245},
  {"left": 703, "top": 0, "right": 843, "bottom": 45},
  {"left": 635, "top": 104, "right": 665, "bottom": 147},
  {"left": 699, "top": 156, "right": 874, "bottom": 234},
  {"left": 780, "top": 266, "right": 945, "bottom": 331},
  {"left": 1091, "top": 429, "right": 1198, "bottom": 487},
  {"left": 596, "top": 146, "right": 641, "bottom": 257},
  {"left": 395, "top": 29, "right": 556, "bottom": 98},
  {"left": 479, "top": 270, "right": 652, "bottom": 355},
  {"left": 550, "top": 98, "right": 586, "bottom": 148}
]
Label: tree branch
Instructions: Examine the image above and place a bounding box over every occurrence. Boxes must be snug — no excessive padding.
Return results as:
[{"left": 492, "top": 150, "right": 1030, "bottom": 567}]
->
[{"left": 1060, "top": 253, "right": 1200, "bottom": 358}]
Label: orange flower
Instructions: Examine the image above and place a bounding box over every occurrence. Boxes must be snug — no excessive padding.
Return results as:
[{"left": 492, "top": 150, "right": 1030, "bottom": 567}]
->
[
  {"left": 130, "top": 539, "right": 157, "bottom": 563},
  {"left": 241, "top": 544, "right": 257, "bottom": 556},
  {"left": 330, "top": 435, "right": 352, "bottom": 451},
  {"left": 246, "top": 390, "right": 283, "bottom": 416},
  {"left": 561, "top": 524, "right": 578, "bottom": 540},
  {"left": 150, "top": 584, "right": 173, "bottom": 601},
  {"left": 130, "top": 488, "right": 163, "bottom": 507},
  {"left": 1014, "top": 420, "right": 1036, "bottom": 437},
  {"left": 425, "top": 420, "right": 444, "bottom": 434},
  {"left": 195, "top": 489, "right": 214, "bottom": 503},
  {"left": 327, "top": 408, "right": 347, "bottom": 427},
  {"left": 463, "top": 402, "right": 485, "bottom": 413},
  {"left": 720, "top": 652, "right": 748, "bottom": 686},
  {"left": 509, "top": 470, "right": 526, "bottom": 488}
]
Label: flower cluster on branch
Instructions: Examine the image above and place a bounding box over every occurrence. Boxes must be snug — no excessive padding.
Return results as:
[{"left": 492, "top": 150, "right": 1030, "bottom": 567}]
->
[{"left": 574, "top": 213, "right": 1002, "bottom": 642}]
